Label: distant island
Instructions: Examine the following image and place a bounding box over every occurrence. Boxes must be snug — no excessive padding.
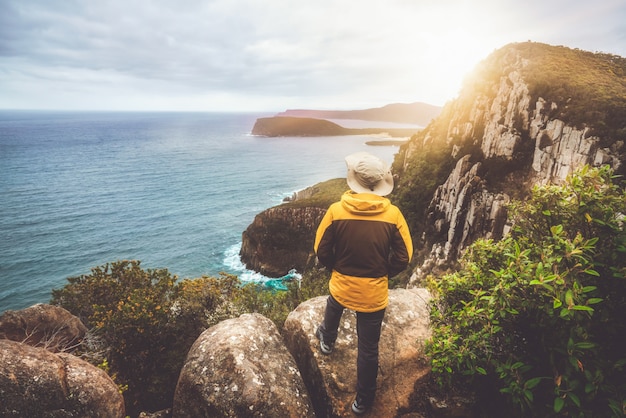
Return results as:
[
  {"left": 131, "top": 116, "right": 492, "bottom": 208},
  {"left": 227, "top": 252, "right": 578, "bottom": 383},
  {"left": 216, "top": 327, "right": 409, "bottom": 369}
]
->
[
  {"left": 251, "top": 116, "right": 420, "bottom": 138},
  {"left": 251, "top": 102, "right": 442, "bottom": 139},
  {"left": 276, "top": 102, "right": 442, "bottom": 126}
]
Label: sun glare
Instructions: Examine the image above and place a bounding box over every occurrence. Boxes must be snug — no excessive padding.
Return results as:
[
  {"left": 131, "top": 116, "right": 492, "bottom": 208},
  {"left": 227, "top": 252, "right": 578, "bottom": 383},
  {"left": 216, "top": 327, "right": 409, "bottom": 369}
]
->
[
  {"left": 368, "top": 2, "right": 508, "bottom": 106},
  {"left": 403, "top": 28, "right": 495, "bottom": 105}
]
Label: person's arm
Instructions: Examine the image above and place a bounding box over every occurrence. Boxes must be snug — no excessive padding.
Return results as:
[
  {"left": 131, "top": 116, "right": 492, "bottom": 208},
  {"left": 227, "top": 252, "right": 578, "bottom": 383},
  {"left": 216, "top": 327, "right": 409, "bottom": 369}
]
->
[
  {"left": 314, "top": 207, "right": 336, "bottom": 270},
  {"left": 388, "top": 210, "right": 413, "bottom": 277}
]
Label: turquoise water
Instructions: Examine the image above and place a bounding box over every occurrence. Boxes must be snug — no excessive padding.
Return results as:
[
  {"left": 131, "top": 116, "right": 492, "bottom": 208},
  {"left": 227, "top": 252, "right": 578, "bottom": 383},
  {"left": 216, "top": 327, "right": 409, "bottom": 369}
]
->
[{"left": 0, "top": 111, "right": 400, "bottom": 311}]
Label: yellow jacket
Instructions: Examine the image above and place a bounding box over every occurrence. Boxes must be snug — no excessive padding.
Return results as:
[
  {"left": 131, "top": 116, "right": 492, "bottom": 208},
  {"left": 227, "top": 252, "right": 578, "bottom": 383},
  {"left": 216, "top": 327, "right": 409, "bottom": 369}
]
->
[{"left": 314, "top": 191, "right": 413, "bottom": 312}]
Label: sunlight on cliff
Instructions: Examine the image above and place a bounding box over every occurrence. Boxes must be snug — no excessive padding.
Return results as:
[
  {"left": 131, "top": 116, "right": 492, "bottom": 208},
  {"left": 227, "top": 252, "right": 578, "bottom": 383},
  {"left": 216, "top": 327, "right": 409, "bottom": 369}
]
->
[{"left": 413, "top": 27, "right": 496, "bottom": 104}]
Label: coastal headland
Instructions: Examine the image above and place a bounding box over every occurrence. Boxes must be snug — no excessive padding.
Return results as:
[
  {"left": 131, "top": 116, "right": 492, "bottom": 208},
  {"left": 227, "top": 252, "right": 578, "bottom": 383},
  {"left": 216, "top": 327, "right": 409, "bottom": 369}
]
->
[{"left": 251, "top": 116, "right": 420, "bottom": 138}]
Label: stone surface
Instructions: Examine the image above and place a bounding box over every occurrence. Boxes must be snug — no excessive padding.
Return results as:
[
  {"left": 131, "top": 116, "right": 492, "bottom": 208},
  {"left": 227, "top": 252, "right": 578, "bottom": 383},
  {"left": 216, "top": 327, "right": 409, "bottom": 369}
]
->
[
  {"left": 173, "top": 313, "right": 314, "bottom": 418},
  {"left": 422, "top": 155, "right": 510, "bottom": 267},
  {"left": 0, "top": 303, "right": 88, "bottom": 353},
  {"left": 282, "top": 288, "right": 433, "bottom": 418},
  {"left": 0, "top": 338, "right": 125, "bottom": 417}
]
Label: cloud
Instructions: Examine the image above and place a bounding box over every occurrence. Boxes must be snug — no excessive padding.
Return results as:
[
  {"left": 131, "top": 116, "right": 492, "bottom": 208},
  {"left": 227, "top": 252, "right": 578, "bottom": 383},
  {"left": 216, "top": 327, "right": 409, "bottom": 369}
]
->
[{"left": 1, "top": 0, "right": 625, "bottom": 111}]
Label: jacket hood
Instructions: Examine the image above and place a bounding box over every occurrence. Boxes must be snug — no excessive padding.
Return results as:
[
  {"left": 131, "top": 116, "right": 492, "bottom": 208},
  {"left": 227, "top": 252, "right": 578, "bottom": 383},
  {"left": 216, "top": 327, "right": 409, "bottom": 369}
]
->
[{"left": 340, "top": 190, "right": 390, "bottom": 215}]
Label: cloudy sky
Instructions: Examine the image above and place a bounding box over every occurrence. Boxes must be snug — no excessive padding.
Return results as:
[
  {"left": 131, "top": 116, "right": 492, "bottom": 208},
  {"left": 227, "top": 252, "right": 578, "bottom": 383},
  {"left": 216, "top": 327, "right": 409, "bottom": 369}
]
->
[{"left": 1, "top": 0, "right": 625, "bottom": 112}]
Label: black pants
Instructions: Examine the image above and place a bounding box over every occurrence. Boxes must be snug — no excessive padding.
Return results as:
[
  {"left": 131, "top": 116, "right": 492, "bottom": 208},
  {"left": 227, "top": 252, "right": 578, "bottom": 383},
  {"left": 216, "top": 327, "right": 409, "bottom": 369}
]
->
[{"left": 319, "top": 294, "right": 385, "bottom": 405}]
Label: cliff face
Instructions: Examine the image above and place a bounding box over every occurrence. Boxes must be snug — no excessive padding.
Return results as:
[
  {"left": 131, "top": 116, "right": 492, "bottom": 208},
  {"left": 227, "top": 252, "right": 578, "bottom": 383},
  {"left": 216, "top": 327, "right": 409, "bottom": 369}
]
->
[
  {"left": 401, "top": 42, "right": 626, "bottom": 282},
  {"left": 239, "top": 178, "right": 347, "bottom": 277},
  {"left": 240, "top": 205, "right": 327, "bottom": 277}
]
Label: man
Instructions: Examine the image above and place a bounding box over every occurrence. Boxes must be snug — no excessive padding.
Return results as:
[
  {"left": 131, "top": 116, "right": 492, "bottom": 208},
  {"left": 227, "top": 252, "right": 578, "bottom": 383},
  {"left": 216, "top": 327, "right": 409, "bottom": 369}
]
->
[{"left": 314, "top": 152, "right": 413, "bottom": 415}]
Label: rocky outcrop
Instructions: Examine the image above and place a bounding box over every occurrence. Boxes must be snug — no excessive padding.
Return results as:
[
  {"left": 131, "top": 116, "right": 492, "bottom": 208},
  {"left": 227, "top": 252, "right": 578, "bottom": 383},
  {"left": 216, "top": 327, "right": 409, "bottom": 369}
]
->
[
  {"left": 240, "top": 178, "right": 348, "bottom": 277},
  {"left": 282, "top": 289, "right": 435, "bottom": 418},
  {"left": 529, "top": 108, "right": 622, "bottom": 183},
  {"left": 420, "top": 155, "right": 510, "bottom": 273},
  {"left": 0, "top": 338, "right": 125, "bottom": 417},
  {"left": 0, "top": 303, "right": 88, "bottom": 353},
  {"left": 406, "top": 43, "right": 626, "bottom": 283},
  {"left": 1, "top": 294, "right": 468, "bottom": 417},
  {"left": 173, "top": 289, "right": 455, "bottom": 418},
  {"left": 173, "top": 313, "right": 314, "bottom": 417},
  {"left": 240, "top": 205, "right": 327, "bottom": 277}
]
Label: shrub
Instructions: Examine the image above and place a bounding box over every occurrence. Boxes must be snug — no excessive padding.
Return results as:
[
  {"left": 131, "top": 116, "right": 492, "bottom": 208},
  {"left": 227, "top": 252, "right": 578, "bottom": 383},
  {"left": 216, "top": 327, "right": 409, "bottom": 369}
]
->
[
  {"left": 51, "top": 261, "right": 245, "bottom": 416},
  {"left": 426, "top": 165, "right": 626, "bottom": 417},
  {"left": 235, "top": 268, "right": 330, "bottom": 331}
]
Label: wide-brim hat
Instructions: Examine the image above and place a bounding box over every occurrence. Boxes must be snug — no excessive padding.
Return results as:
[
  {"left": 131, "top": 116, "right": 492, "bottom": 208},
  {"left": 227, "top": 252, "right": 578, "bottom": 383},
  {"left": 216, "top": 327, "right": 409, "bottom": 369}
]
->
[{"left": 345, "top": 152, "right": 394, "bottom": 196}]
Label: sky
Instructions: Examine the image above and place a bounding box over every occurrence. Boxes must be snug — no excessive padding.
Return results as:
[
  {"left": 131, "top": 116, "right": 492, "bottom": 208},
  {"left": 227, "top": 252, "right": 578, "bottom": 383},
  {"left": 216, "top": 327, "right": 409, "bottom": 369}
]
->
[{"left": 1, "top": 0, "right": 625, "bottom": 112}]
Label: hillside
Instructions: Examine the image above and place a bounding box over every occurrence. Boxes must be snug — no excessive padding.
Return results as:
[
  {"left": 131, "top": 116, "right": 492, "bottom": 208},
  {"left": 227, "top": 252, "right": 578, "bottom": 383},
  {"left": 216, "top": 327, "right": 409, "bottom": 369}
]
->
[{"left": 251, "top": 116, "right": 419, "bottom": 137}]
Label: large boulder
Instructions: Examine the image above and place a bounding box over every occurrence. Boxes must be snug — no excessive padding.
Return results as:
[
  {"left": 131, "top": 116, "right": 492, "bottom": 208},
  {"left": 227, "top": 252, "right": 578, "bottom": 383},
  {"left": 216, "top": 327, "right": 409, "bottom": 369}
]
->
[
  {"left": 173, "top": 313, "right": 314, "bottom": 417},
  {"left": 0, "top": 303, "right": 88, "bottom": 353},
  {"left": 282, "top": 288, "right": 433, "bottom": 418},
  {"left": 0, "top": 339, "right": 125, "bottom": 417}
]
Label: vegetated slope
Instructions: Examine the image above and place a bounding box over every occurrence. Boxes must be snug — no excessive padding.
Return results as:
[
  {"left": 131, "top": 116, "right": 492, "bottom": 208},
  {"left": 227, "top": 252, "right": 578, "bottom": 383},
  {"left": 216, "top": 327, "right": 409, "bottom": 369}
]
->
[
  {"left": 251, "top": 116, "right": 419, "bottom": 137},
  {"left": 466, "top": 42, "right": 626, "bottom": 139}
]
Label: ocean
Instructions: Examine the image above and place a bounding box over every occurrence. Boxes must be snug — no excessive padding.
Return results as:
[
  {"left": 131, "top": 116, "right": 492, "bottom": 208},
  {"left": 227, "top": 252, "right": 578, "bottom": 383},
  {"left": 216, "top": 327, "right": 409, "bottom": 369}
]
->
[{"left": 0, "top": 111, "right": 404, "bottom": 311}]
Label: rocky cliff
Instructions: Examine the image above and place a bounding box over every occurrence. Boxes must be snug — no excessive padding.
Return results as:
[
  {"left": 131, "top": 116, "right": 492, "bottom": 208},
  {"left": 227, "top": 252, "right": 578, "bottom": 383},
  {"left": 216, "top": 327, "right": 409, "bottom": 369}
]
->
[
  {"left": 240, "top": 179, "right": 348, "bottom": 277},
  {"left": 240, "top": 205, "right": 327, "bottom": 277},
  {"left": 395, "top": 42, "right": 626, "bottom": 282}
]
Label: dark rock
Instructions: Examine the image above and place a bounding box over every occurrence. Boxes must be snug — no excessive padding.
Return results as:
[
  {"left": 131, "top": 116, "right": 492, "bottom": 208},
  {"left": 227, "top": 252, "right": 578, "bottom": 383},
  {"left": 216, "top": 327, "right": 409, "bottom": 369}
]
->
[
  {"left": 0, "top": 338, "right": 125, "bottom": 417},
  {"left": 0, "top": 303, "right": 88, "bottom": 353},
  {"left": 240, "top": 206, "right": 326, "bottom": 277},
  {"left": 173, "top": 313, "right": 314, "bottom": 418}
]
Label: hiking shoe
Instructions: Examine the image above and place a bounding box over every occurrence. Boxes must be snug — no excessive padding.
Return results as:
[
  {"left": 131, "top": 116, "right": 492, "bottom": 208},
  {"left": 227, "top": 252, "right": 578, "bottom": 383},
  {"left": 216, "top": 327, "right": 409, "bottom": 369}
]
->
[
  {"left": 315, "top": 326, "right": 334, "bottom": 355},
  {"left": 351, "top": 396, "right": 369, "bottom": 415}
]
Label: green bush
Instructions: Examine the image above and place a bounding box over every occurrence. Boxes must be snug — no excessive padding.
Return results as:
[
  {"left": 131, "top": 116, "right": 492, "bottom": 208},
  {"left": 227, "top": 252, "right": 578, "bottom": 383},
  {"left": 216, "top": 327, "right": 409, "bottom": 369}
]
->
[
  {"left": 426, "top": 165, "right": 626, "bottom": 417},
  {"left": 235, "top": 268, "right": 330, "bottom": 331},
  {"left": 51, "top": 261, "right": 246, "bottom": 416}
]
